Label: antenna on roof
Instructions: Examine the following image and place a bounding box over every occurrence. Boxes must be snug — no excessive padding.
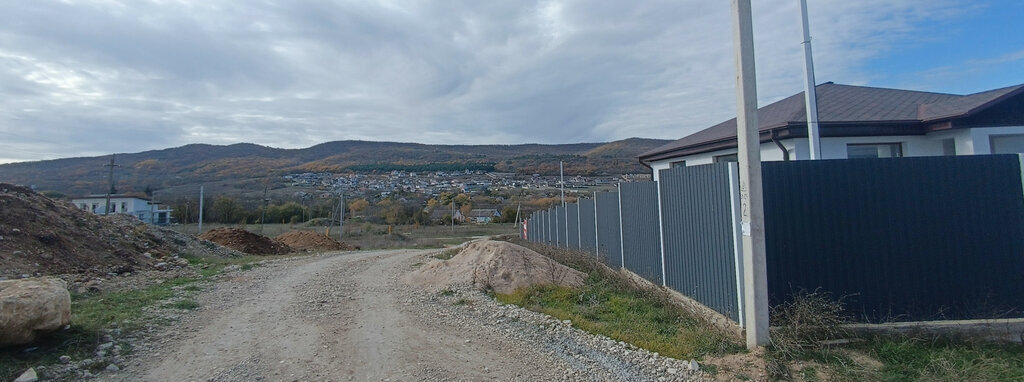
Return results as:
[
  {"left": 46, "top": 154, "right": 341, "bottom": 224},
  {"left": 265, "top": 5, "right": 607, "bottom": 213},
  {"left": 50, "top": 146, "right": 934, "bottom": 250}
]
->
[{"left": 799, "top": 0, "right": 822, "bottom": 159}]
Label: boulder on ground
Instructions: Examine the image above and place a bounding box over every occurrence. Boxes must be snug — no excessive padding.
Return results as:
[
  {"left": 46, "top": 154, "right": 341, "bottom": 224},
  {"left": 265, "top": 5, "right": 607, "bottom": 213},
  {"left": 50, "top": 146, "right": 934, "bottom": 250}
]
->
[
  {"left": 0, "top": 277, "right": 71, "bottom": 347},
  {"left": 405, "top": 240, "right": 585, "bottom": 294}
]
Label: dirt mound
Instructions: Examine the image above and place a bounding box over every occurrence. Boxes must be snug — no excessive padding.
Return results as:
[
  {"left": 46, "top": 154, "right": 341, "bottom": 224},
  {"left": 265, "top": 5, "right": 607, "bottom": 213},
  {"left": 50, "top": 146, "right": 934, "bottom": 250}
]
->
[
  {"left": 0, "top": 183, "right": 244, "bottom": 278},
  {"left": 405, "top": 240, "right": 585, "bottom": 294},
  {"left": 198, "top": 228, "right": 291, "bottom": 255},
  {"left": 274, "top": 231, "right": 354, "bottom": 252}
]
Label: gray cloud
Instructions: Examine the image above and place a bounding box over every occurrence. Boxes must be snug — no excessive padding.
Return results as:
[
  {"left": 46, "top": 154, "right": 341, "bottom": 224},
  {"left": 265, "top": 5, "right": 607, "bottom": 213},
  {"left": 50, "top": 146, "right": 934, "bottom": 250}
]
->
[{"left": 0, "top": 0, "right": 996, "bottom": 163}]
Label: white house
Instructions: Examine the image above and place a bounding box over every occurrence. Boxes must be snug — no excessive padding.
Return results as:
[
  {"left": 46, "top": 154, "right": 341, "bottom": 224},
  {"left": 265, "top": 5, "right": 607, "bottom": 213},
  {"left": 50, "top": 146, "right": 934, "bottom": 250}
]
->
[
  {"left": 639, "top": 82, "right": 1024, "bottom": 181},
  {"left": 71, "top": 194, "right": 173, "bottom": 225},
  {"left": 466, "top": 208, "right": 501, "bottom": 223}
]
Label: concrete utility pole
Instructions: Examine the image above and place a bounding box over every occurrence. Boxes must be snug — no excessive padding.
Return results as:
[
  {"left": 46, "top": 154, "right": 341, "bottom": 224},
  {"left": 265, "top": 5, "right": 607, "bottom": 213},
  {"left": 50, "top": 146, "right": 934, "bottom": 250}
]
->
[
  {"left": 198, "top": 185, "right": 205, "bottom": 234},
  {"left": 337, "top": 193, "right": 344, "bottom": 240},
  {"left": 560, "top": 161, "right": 566, "bottom": 208},
  {"left": 799, "top": 0, "right": 822, "bottom": 159},
  {"left": 103, "top": 154, "right": 120, "bottom": 215},
  {"left": 260, "top": 185, "right": 269, "bottom": 233},
  {"left": 731, "top": 0, "right": 770, "bottom": 349}
]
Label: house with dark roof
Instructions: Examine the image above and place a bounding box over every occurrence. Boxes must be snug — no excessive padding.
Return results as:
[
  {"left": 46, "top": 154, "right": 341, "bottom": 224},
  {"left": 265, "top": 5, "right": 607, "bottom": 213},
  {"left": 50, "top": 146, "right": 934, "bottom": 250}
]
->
[{"left": 639, "top": 82, "right": 1024, "bottom": 180}]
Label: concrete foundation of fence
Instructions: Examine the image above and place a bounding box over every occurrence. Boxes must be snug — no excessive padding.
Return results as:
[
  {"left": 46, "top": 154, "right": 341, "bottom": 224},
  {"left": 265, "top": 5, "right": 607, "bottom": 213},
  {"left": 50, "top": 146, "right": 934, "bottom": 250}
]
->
[
  {"left": 844, "top": 318, "right": 1024, "bottom": 344},
  {"left": 619, "top": 268, "right": 744, "bottom": 341}
]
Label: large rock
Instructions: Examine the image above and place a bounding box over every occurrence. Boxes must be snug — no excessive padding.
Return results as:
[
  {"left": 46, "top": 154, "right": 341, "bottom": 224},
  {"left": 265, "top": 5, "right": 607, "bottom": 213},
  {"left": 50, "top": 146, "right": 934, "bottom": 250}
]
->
[{"left": 0, "top": 277, "right": 71, "bottom": 347}]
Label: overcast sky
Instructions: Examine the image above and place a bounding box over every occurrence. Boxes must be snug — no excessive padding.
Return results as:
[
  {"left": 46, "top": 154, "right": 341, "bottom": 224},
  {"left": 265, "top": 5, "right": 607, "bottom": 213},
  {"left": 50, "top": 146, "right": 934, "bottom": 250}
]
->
[{"left": 1, "top": 0, "right": 1022, "bottom": 164}]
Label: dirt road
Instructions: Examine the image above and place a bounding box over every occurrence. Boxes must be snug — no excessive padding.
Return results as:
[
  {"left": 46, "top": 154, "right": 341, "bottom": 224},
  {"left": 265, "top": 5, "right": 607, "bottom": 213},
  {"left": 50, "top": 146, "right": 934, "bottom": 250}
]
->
[{"left": 108, "top": 249, "right": 702, "bottom": 381}]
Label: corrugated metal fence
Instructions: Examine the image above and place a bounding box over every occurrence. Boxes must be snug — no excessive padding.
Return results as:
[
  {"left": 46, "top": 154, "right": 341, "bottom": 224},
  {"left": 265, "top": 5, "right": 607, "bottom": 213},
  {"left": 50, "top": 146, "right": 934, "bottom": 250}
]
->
[
  {"left": 525, "top": 154, "right": 1024, "bottom": 324},
  {"left": 566, "top": 204, "right": 580, "bottom": 249},
  {"left": 596, "top": 192, "right": 622, "bottom": 268},
  {"left": 579, "top": 198, "right": 597, "bottom": 255},
  {"left": 619, "top": 182, "right": 663, "bottom": 285},
  {"left": 762, "top": 155, "right": 1024, "bottom": 321},
  {"left": 659, "top": 163, "right": 743, "bottom": 323}
]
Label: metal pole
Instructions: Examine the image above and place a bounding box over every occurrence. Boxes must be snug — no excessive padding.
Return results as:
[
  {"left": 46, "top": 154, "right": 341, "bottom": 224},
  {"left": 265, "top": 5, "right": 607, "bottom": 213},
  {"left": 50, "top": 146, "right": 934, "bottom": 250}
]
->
[
  {"left": 560, "top": 161, "right": 565, "bottom": 208},
  {"left": 338, "top": 193, "right": 344, "bottom": 239},
  {"left": 799, "top": 0, "right": 821, "bottom": 159},
  {"left": 260, "top": 185, "right": 268, "bottom": 233},
  {"left": 732, "top": 0, "right": 770, "bottom": 349},
  {"left": 451, "top": 201, "right": 455, "bottom": 233},
  {"left": 198, "top": 185, "right": 205, "bottom": 234},
  {"left": 103, "top": 154, "right": 118, "bottom": 215},
  {"left": 514, "top": 203, "right": 521, "bottom": 227}
]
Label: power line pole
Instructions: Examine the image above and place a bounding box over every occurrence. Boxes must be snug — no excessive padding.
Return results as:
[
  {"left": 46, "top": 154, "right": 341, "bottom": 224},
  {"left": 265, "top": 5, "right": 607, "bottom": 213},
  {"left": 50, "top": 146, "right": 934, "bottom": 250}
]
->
[
  {"left": 260, "top": 185, "right": 269, "bottom": 233},
  {"left": 560, "top": 161, "right": 565, "bottom": 208},
  {"left": 198, "top": 185, "right": 205, "bottom": 234},
  {"left": 337, "top": 192, "right": 345, "bottom": 240},
  {"left": 731, "top": 0, "right": 770, "bottom": 349},
  {"left": 103, "top": 154, "right": 120, "bottom": 215},
  {"left": 799, "top": 0, "right": 822, "bottom": 159}
]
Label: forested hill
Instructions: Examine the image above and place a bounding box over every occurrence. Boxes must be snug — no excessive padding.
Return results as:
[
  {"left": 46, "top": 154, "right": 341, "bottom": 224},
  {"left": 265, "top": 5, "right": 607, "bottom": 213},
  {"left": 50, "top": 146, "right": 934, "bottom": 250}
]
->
[{"left": 0, "top": 138, "right": 670, "bottom": 196}]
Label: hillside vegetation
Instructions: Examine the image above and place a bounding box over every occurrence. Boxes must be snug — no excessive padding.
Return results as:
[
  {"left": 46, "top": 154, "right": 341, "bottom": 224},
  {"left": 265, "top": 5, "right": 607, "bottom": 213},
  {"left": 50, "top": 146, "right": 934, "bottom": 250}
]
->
[{"left": 0, "top": 138, "right": 669, "bottom": 196}]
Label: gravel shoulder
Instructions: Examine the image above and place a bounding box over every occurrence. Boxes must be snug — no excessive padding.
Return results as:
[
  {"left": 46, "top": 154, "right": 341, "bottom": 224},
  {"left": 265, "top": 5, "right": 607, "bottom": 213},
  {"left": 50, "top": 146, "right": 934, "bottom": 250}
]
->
[{"left": 104, "top": 249, "right": 706, "bottom": 381}]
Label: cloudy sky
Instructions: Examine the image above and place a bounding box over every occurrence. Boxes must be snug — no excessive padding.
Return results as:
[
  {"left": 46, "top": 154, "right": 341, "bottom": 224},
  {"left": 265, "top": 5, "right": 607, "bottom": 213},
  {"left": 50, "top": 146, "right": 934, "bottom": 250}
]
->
[{"left": 1, "top": 0, "right": 1022, "bottom": 164}]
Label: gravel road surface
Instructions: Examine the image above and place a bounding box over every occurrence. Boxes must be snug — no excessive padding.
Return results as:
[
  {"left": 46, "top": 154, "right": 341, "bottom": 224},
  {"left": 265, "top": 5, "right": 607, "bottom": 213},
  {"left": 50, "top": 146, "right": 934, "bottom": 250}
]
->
[{"left": 105, "top": 249, "right": 705, "bottom": 381}]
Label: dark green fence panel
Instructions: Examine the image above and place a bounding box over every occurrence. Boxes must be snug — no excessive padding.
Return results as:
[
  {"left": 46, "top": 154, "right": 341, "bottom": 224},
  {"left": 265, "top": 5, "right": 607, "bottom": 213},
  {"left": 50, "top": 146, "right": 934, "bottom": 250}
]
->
[
  {"left": 596, "top": 192, "right": 622, "bottom": 268},
  {"left": 619, "top": 182, "right": 663, "bottom": 285},
  {"left": 762, "top": 155, "right": 1024, "bottom": 321},
  {"left": 659, "top": 163, "right": 742, "bottom": 322}
]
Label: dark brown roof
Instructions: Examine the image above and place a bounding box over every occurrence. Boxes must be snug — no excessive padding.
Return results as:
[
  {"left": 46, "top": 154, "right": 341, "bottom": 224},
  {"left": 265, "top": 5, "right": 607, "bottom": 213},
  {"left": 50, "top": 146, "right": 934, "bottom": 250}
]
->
[{"left": 640, "top": 82, "right": 1024, "bottom": 162}]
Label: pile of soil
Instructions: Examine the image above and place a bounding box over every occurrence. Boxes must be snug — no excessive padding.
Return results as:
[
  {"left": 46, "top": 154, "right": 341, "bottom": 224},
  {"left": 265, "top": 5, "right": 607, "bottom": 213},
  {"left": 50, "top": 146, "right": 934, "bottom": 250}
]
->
[
  {"left": 405, "top": 240, "right": 585, "bottom": 294},
  {"left": 274, "top": 231, "right": 354, "bottom": 252},
  {"left": 198, "top": 228, "right": 292, "bottom": 255},
  {"left": 0, "top": 183, "right": 244, "bottom": 279}
]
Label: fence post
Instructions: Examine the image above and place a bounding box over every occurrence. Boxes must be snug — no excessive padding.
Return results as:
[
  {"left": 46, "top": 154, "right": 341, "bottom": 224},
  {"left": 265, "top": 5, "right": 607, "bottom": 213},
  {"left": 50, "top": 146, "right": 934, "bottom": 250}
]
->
[
  {"left": 1019, "top": 154, "right": 1024, "bottom": 201},
  {"left": 594, "top": 191, "right": 600, "bottom": 256},
  {"left": 617, "top": 183, "right": 626, "bottom": 269},
  {"left": 655, "top": 172, "right": 668, "bottom": 287},
  {"left": 728, "top": 162, "right": 746, "bottom": 328}
]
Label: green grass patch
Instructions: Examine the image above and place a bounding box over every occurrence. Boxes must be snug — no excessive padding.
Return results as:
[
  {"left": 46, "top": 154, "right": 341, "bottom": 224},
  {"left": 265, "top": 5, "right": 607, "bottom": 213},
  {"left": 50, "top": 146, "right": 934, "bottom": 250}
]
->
[
  {"left": 1, "top": 276, "right": 200, "bottom": 381},
  {"left": 495, "top": 238, "right": 742, "bottom": 360},
  {"left": 861, "top": 336, "right": 1024, "bottom": 382}
]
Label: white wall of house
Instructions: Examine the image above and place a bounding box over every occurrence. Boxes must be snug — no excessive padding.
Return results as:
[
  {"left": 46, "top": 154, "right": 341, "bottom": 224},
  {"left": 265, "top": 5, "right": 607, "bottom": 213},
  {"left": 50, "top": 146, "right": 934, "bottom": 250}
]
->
[
  {"left": 648, "top": 126, "right": 1024, "bottom": 182},
  {"left": 72, "top": 197, "right": 152, "bottom": 214}
]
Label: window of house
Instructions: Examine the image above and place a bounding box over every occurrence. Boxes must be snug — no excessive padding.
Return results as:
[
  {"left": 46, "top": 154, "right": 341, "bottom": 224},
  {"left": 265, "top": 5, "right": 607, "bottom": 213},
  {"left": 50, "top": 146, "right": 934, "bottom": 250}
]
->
[
  {"left": 92, "top": 204, "right": 98, "bottom": 211},
  {"left": 713, "top": 153, "right": 738, "bottom": 163},
  {"left": 110, "top": 203, "right": 116, "bottom": 212},
  {"left": 942, "top": 139, "right": 956, "bottom": 156},
  {"left": 121, "top": 202, "right": 127, "bottom": 211},
  {"left": 846, "top": 143, "right": 903, "bottom": 159},
  {"left": 990, "top": 134, "right": 1024, "bottom": 154},
  {"left": 670, "top": 160, "right": 686, "bottom": 168}
]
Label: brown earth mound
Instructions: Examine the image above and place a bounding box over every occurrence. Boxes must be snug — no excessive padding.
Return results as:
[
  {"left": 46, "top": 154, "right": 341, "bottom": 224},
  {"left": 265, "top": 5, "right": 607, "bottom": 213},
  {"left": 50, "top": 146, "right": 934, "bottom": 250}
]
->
[
  {"left": 0, "top": 183, "right": 244, "bottom": 278},
  {"left": 405, "top": 240, "right": 585, "bottom": 294},
  {"left": 198, "top": 228, "right": 291, "bottom": 255},
  {"left": 274, "top": 231, "right": 354, "bottom": 252}
]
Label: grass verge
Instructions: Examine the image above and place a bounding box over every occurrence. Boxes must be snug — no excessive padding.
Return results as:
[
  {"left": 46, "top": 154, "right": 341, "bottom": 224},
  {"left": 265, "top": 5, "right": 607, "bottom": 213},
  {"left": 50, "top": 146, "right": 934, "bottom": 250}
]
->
[
  {"left": 765, "top": 290, "right": 1024, "bottom": 381},
  {"left": 495, "top": 238, "right": 743, "bottom": 361},
  {"left": 0, "top": 254, "right": 273, "bottom": 381}
]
